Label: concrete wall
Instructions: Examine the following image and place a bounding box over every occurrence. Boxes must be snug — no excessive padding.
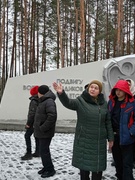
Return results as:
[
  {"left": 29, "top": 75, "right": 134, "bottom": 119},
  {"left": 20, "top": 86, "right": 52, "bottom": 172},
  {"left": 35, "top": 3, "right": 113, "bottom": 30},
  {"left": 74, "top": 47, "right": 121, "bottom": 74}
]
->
[{"left": 0, "top": 54, "right": 135, "bottom": 121}]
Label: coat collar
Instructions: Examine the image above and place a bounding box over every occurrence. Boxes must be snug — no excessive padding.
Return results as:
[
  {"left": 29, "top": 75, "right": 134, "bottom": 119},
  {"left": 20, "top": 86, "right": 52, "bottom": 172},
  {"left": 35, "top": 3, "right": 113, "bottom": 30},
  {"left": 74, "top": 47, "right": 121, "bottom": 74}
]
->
[{"left": 81, "top": 90, "right": 105, "bottom": 105}]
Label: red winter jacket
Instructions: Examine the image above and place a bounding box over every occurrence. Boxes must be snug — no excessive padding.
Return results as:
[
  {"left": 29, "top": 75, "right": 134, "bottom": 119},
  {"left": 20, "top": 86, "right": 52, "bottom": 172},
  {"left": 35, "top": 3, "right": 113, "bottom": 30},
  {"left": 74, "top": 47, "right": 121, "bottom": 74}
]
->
[{"left": 108, "top": 80, "right": 135, "bottom": 145}]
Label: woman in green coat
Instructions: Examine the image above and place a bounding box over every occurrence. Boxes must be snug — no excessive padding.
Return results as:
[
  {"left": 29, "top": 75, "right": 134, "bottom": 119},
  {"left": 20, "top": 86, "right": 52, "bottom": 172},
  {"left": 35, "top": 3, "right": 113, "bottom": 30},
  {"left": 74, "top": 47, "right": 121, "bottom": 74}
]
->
[{"left": 53, "top": 80, "right": 114, "bottom": 180}]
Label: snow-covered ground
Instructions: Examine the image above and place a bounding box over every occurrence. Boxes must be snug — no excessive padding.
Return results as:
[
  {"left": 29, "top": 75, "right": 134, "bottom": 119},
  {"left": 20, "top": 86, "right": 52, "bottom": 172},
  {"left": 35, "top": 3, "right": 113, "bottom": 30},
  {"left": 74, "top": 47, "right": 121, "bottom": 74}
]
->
[{"left": 0, "top": 130, "right": 120, "bottom": 180}]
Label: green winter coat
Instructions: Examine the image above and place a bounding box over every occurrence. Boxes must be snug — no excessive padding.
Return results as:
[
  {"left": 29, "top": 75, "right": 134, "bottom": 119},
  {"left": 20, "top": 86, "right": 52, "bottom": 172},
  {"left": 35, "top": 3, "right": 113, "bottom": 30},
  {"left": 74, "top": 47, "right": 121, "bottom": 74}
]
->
[{"left": 58, "top": 90, "right": 114, "bottom": 172}]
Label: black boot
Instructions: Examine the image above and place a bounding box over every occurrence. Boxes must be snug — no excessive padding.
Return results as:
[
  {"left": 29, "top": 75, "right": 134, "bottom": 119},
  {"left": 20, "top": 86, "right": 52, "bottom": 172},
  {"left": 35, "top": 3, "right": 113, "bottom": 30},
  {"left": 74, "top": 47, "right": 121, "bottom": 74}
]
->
[
  {"left": 21, "top": 153, "right": 32, "bottom": 160},
  {"left": 38, "top": 167, "right": 46, "bottom": 175},
  {"left": 41, "top": 169, "right": 56, "bottom": 178},
  {"left": 32, "top": 152, "right": 40, "bottom": 157},
  {"left": 40, "top": 152, "right": 55, "bottom": 178}
]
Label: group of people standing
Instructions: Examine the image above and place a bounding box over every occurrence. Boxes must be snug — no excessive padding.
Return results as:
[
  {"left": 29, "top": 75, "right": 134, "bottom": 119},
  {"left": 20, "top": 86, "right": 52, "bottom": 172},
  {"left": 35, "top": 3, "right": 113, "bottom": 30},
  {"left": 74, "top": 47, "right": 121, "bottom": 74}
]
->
[{"left": 21, "top": 78, "right": 135, "bottom": 180}]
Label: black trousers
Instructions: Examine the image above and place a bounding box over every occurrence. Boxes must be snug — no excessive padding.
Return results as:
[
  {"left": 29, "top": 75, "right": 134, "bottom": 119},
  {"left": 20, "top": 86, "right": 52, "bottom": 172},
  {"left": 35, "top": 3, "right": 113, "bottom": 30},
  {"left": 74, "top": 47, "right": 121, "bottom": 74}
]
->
[
  {"left": 80, "top": 170, "right": 102, "bottom": 180},
  {"left": 133, "top": 143, "right": 135, "bottom": 161},
  {"left": 112, "top": 134, "right": 134, "bottom": 180},
  {"left": 25, "top": 127, "right": 39, "bottom": 154},
  {"left": 39, "top": 138, "right": 54, "bottom": 172}
]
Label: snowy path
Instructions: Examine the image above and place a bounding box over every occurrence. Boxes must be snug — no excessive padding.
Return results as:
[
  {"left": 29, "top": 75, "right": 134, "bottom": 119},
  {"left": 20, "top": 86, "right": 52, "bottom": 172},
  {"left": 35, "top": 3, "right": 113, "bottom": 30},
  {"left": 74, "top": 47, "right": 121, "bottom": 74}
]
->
[{"left": 0, "top": 131, "right": 120, "bottom": 180}]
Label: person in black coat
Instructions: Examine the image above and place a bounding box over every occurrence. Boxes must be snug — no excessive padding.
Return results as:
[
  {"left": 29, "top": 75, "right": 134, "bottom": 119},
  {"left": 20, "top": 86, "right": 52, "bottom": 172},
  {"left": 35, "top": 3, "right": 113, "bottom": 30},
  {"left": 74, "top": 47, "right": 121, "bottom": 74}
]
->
[
  {"left": 21, "top": 86, "right": 40, "bottom": 160},
  {"left": 34, "top": 85, "right": 57, "bottom": 178}
]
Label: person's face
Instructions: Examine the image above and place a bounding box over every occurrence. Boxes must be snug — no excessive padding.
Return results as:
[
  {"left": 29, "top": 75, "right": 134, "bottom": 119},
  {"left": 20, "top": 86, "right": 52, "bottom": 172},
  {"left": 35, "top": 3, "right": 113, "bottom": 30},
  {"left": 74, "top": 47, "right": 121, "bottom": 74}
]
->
[
  {"left": 115, "top": 89, "right": 126, "bottom": 100},
  {"left": 88, "top": 84, "right": 100, "bottom": 97}
]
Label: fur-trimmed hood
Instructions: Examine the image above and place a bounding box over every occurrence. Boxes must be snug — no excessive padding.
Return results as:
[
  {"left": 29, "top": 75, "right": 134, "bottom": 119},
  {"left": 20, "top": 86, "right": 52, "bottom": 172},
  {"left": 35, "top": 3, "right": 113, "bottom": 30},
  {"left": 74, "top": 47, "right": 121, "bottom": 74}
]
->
[{"left": 126, "top": 78, "right": 135, "bottom": 96}]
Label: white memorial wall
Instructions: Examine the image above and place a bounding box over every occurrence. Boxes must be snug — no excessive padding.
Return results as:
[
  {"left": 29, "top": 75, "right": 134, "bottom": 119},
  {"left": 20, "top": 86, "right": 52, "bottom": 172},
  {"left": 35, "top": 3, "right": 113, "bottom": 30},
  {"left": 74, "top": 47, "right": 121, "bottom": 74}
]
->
[{"left": 0, "top": 54, "right": 135, "bottom": 121}]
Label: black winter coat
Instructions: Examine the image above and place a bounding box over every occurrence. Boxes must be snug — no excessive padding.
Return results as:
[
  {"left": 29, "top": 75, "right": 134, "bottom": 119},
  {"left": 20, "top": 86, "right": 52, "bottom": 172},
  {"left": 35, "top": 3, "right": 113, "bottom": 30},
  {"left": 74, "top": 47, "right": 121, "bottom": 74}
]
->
[
  {"left": 27, "top": 95, "right": 38, "bottom": 127},
  {"left": 34, "top": 90, "right": 57, "bottom": 138}
]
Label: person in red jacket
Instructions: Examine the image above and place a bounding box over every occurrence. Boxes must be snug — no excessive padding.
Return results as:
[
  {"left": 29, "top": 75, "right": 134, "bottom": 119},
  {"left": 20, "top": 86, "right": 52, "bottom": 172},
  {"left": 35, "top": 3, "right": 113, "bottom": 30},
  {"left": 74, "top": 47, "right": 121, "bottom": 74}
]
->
[
  {"left": 21, "top": 86, "right": 40, "bottom": 160},
  {"left": 108, "top": 80, "right": 135, "bottom": 180}
]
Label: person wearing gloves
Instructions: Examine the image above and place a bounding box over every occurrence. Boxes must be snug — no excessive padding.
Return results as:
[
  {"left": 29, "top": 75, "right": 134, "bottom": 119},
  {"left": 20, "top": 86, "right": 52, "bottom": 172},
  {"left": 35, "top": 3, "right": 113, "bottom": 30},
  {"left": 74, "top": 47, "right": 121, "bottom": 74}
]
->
[
  {"left": 34, "top": 85, "right": 57, "bottom": 178},
  {"left": 108, "top": 79, "right": 135, "bottom": 180},
  {"left": 53, "top": 80, "right": 114, "bottom": 180},
  {"left": 21, "top": 85, "right": 40, "bottom": 160}
]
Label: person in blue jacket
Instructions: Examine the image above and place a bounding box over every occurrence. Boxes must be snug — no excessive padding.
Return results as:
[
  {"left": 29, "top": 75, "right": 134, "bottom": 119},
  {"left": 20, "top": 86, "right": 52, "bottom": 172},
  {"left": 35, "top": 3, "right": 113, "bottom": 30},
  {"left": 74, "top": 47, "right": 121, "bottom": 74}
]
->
[{"left": 108, "top": 79, "right": 135, "bottom": 180}]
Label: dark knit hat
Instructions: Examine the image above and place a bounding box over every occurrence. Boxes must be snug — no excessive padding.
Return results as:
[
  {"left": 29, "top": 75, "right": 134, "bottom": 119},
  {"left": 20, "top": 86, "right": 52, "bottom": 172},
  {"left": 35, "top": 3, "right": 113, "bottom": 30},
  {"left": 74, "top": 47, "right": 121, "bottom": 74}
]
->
[
  {"left": 38, "top": 85, "right": 49, "bottom": 95},
  {"left": 88, "top": 80, "right": 102, "bottom": 93},
  {"left": 30, "top": 86, "right": 39, "bottom": 96}
]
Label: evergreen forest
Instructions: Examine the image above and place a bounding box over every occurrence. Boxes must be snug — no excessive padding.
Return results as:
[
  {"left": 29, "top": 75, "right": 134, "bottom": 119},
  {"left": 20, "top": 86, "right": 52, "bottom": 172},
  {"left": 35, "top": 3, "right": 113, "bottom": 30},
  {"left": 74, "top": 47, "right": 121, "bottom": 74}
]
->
[{"left": 0, "top": 0, "right": 135, "bottom": 96}]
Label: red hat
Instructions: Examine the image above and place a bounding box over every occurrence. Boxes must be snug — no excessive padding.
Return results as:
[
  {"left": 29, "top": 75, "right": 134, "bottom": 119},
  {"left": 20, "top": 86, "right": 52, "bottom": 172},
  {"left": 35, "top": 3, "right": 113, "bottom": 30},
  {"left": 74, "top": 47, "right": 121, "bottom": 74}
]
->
[{"left": 30, "top": 86, "right": 39, "bottom": 96}]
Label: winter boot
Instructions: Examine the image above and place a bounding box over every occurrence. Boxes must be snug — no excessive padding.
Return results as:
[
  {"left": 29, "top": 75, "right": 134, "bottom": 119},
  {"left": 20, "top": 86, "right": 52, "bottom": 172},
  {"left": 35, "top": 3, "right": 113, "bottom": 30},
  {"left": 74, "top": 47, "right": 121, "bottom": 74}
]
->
[
  {"left": 41, "top": 169, "right": 56, "bottom": 178},
  {"left": 21, "top": 153, "right": 32, "bottom": 160}
]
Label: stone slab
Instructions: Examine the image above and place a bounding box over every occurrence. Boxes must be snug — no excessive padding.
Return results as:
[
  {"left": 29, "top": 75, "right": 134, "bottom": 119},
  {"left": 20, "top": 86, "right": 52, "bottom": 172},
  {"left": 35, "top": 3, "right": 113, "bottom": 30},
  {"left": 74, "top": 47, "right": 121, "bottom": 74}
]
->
[{"left": 0, "top": 119, "right": 76, "bottom": 133}]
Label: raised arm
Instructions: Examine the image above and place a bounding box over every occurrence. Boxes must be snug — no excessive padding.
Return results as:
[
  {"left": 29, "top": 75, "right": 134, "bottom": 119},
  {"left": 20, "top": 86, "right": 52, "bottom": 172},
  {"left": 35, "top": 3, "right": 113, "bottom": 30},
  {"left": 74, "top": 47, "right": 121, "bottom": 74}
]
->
[
  {"left": 52, "top": 82, "right": 63, "bottom": 94},
  {"left": 52, "top": 82, "right": 78, "bottom": 111}
]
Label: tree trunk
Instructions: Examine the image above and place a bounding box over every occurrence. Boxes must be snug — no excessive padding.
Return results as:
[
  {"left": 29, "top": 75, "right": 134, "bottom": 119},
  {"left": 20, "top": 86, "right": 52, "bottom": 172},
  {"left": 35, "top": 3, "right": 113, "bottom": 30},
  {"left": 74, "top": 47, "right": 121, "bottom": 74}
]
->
[
  {"left": 116, "top": 0, "right": 124, "bottom": 56},
  {"left": 106, "top": 0, "right": 109, "bottom": 59},
  {"left": 57, "top": 0, "right": 64, "bottom": 68},
  {"left": 24, "top": 0, "right": 28, "bottom": 74},
  {"left": 74, "top": 0, "right": 78, "bottom": 65},
  {"left": 94, "top": 0, "right": 99, "bottom": 61},
  {"left": 42, "top": 0, "right": 47, "bottom": 71},
  {"left": 9, "top": 0, "right": 18, "bottom": 77},
  {"left": 80, "top": 0, "right": 85, "bottom": 64}
]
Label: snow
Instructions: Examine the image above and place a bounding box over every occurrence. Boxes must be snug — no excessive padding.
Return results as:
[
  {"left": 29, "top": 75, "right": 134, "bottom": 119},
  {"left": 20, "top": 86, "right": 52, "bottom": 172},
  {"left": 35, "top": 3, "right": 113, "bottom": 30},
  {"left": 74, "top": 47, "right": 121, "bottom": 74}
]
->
[{"left": 0, "top": 130, "right": 120, "bottom": 180}]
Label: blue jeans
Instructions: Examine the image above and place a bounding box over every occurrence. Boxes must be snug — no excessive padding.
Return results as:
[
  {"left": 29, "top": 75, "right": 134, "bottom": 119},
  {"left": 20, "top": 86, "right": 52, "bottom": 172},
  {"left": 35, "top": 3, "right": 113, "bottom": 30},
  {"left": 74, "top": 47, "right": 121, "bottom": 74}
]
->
[
  {"left": 39, "top": 138, "right": 54, "bottom": 172},
  {"left": 112, "top": 134, "right": 134, "bottom": 180},
  {"left": 25, "top": 127, "right": 39, "bottom": 154}
]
